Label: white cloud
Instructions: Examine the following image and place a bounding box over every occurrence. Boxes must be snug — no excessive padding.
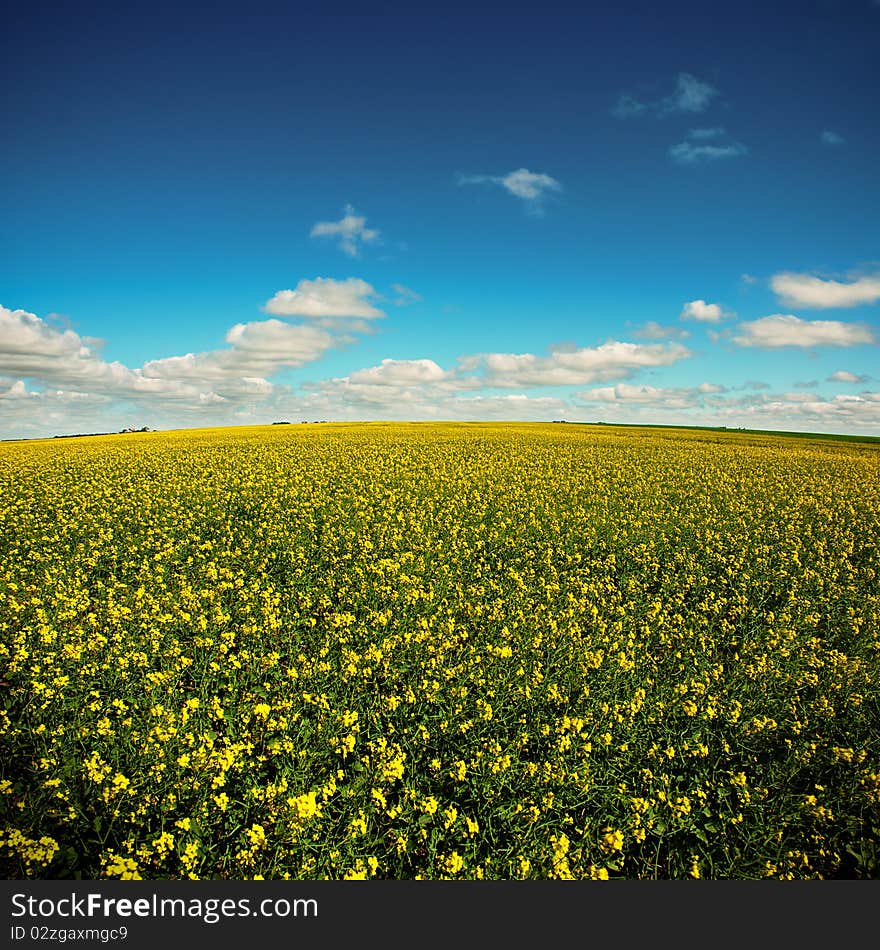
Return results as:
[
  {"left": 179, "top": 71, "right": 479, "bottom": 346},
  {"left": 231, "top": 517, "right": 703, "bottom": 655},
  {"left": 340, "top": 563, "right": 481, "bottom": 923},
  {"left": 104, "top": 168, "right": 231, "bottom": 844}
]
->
[
  {"left": 0, "top": 305, "right": 155, "bottom": 395},
  {"left": 0, "top": 302, "right": 347, "bottom": 428},
  {"left": 291, "top": 364, "right": 880, "bottom": 433},
  {"left": 1, "top": 293, "right": 409, "bottom": 438},
  {"left": 662, "top": 73, "right": 719, "bottom": 114},
  {"left": 770, "top": 272, "right": 880, "bottom": 309},
  {"left": 680, "top": 299, "right": 731, "bottom": 323},
  {"left": 669, "top": 137, "right": 747, "bottom": 165},
  {"left": 264, "top": 278, "right": 384, "bottom": 319},
  {"left": 224, "top": 320, "right": 333, "bottom": 364},
  {"left": 0, "top": 379, "right": 106, "bottom": 406},
  {"left": 0, "top": 378, "right": 120, "bottom": 438},
  {"left": 138, "top": 321, "right": 337, "bottom": 392},
  {"left": 575, "top": 380, "right": 725, "bottom": 408},
  {"left": 500, "top": 169, "right": 561, "bottom": 201},
  {"left": 307, "top": 341, "right": 693, "bottom": 417},
  {"left": 310, "top": 205, "right": 379, "bottom": 257},
  {"left": 828, "top": 370, "right": 869, "bottom": 383},
  {"left": 348, "top": 358, "right": 447, "bottom": 386},
  {"left": 296, "top": 375, "right": 570, "bottom": 421},
  {"left": 573, "top": 384, "right": 880, "bottom": 434},
  {"left": 820, "top": 130, "right": 846, "bottom": 147},
  {"left": 457, "top": 168, "right": 561, "bottom": 212},
  {"left": 707, "top": 391, "right": 880, "bottom": 433},
  {"left": 576, "top": 383, "right": 699, "bottom": 409},
  {"left": 613, "top": 72, "right": 719, "bottom": 119},
  {"left": 732, "top": 314, "right": 876, "bottom": 348},
  {"left": 741, "top": 273, "right": 758, "bottom": 285},
  {"left": 632, "top": 321, "right": 691, "bottom": 340},
  {"left": 469, "top": 341, "right": 692, "bottom": 388},
  {"left": 0, "top": 307, "right": 88, "bottom": 361}
]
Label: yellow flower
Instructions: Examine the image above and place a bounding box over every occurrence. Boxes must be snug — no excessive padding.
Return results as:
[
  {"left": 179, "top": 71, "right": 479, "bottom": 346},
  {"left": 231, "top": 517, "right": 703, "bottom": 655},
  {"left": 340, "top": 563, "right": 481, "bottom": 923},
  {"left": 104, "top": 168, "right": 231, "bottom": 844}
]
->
[
  {"left": 287, "top": 792, "right": 321, "bottom": 820},
  {"left": 600, "top": 829, "right": 624, "bottom": 854}
]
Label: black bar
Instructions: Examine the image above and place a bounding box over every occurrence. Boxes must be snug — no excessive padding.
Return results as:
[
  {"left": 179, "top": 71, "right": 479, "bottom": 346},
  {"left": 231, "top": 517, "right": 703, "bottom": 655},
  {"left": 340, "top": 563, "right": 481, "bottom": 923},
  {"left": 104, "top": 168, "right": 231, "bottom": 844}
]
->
[{"left": 2, "top": 879, "right": 877, "bottom": 948}]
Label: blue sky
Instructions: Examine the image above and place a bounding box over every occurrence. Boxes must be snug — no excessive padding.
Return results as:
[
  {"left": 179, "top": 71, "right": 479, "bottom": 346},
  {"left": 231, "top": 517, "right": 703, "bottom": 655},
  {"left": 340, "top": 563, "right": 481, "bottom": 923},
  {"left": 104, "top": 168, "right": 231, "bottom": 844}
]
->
[{"left": 2, "top": 1, "right": 879, "bottom": 437}]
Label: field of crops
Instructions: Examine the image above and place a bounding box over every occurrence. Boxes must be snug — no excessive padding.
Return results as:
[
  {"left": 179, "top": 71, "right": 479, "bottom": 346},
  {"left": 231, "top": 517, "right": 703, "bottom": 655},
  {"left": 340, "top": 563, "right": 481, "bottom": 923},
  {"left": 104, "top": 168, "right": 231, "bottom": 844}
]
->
[{"left": 1, "top": 422, "right": 878, "bottom": 879}]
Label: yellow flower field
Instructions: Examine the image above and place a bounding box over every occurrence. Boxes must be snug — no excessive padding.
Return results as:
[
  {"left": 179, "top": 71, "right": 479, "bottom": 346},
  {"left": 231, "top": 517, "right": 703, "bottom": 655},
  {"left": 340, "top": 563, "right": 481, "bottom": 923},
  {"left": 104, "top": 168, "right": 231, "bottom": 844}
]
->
[{"left": 1, "top": 422, "right": 878, "bottom": 879}]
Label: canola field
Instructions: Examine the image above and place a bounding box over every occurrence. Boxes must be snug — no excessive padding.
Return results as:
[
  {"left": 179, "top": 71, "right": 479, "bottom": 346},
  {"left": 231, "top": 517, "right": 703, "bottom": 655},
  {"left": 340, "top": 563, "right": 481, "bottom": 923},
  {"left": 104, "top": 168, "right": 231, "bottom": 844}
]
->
[{"left": 1, "top": 422, "right": 879, "bottom": 880}]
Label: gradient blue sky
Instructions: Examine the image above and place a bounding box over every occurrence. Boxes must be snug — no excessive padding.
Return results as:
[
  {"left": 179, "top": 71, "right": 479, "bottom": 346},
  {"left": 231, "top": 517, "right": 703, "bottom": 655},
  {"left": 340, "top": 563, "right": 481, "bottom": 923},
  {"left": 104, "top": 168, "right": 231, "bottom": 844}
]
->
[{"left": 2, "top": 1, "right": 879, "bottom": 437}]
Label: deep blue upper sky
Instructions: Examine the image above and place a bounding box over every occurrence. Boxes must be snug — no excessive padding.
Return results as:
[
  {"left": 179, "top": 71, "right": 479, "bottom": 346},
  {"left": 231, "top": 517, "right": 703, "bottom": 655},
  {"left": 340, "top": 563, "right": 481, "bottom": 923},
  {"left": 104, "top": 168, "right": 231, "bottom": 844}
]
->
[{"left": 2, "top": 2, "right": 879, "bottom": 436}]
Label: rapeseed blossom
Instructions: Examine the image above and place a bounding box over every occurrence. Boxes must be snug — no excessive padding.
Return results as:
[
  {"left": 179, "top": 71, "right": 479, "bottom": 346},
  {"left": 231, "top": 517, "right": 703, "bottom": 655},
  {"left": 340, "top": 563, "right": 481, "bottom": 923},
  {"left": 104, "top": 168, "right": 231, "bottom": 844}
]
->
[{"left": 1, "top": 421, "right": 877, "bottom": 880}]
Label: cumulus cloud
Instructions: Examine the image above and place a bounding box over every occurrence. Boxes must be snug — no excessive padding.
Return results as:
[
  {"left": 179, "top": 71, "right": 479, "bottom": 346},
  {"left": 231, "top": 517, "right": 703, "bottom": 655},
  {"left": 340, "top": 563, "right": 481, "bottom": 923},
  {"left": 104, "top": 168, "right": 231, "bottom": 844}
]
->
[
  {"left": 466, "top": 341, "right": 692, "bottom": 388},
  {"left": 576, "top": 383, "right": 700, "bottom": 409},
  {"left": 0, "top": 302, "right": 349, "bottom": 429},
  {"left": 0, "top": 305, "right": 157, "bottom": 395},
  {"left": 575, "top": 380, "right": 726, "bottom": 409},
  {"left": 0, "top": 378, "right": 106, "bottom": 406},
  {"left": 142, "top": 322, "right": 336, "bottom": 391},
  {"left": 348, "top": 358, "right": 448, "bottom": 386},
  {"left": 828, "top": 370, "right": 869, "bottom": 383},
  {"left": 0, "top": 378, "right": 120, "bottom": 438},
  {"left": 0, "top": 308, "right": 86, "bottom": 361},
  {"left": 680, "top": 299, "right": 731, "bottom": 323},
  {"left": 770, "top": 272, "right": 880, "bottom": 309},
  {"left": 732, "top": 314, "right": 876, "bottom": 348},
  {"left": 457, "top": 168, "right": 562, "bottom": 213},
  {"left": 310, "top": 205, "right": 379, "bottom": 257},
  {"left": 264, "top": 278, "right": 384, "bottom": 319},
  {"left": 224, "top": 320, "right": 333, "bottom": 364},
  {"left": 0, "top": 291, "right": 452, "bottom": 438},
  {"left": 308, "top": 341, "right": 693, "bottom": 417}
]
